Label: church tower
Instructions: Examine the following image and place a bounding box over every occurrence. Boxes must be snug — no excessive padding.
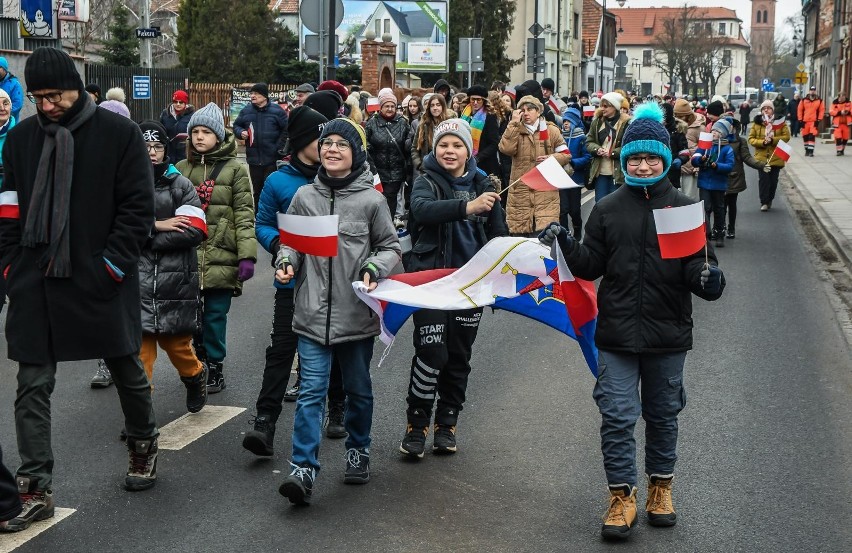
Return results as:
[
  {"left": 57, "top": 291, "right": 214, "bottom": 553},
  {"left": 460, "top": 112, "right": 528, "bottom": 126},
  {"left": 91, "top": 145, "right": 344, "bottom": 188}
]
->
[{"left": 748, "top": 0, "right": 776, "bottom": 88}]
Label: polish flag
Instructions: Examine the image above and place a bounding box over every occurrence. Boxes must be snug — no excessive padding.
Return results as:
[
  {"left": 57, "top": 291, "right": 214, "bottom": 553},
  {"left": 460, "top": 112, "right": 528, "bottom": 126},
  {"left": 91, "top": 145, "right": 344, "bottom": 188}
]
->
[
  {"left": 583, "top": 105, "right": 596, "bottom": 117},
  {"left": 697, "top": 132, "right": 714, "bottom": 150},
  {"left": 773, "top": 140, "right": 793, "bottom": 162},
  {"left": 538, "top": 119, "right": 549, "bottom": 141},
  {"left": 366, "top": 97, "right": 380, "bottom": 113},
  {"left": 247, "top": 123, "right": 255, "bottom": 147},
  {"left": 175, "top": 204, "right": 208, "bottom": 237},
  {"left": 373, "top": 173, "right": 383, "bottom": 193},
  {"left": 0, "top": 191, "right": 18, "bottom": 219},
  {"left": 653, "top": 202, "right": 706, "bottom": 259},
  {"left": 278, "top": 213, "right": 339, "bottom": 257},
  {"left": 521, "top": 155, "right": 580, "bottom": 191}
]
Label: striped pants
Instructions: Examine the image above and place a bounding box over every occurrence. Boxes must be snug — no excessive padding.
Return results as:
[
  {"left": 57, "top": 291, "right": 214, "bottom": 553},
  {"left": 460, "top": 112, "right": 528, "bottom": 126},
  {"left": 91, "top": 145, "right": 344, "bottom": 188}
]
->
[{"left": 802, "top": 121, "right": 819, "bottom": 154}]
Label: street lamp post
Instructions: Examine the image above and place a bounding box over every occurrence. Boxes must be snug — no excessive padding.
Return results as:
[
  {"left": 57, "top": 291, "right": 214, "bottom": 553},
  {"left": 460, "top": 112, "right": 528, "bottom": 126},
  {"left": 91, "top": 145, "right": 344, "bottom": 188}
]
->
[{"left": 599, "top": 0, "right": 627, "bottom": 93}]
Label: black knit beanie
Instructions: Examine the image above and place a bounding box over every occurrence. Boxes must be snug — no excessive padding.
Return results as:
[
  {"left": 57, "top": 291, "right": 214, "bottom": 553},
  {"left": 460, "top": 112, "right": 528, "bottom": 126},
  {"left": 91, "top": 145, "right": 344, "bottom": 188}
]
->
[
  {"left": 139, "top": 120, "right": 169, "bottom": 148},
  {"left": 287, "top": 106, "right": 328, "bottom": 154},
  {"left": 303, "top": 90, "right": 343, "bottom": 120},
  {"left": 26, "top": 47, "right": 83, "bottom": 92}
]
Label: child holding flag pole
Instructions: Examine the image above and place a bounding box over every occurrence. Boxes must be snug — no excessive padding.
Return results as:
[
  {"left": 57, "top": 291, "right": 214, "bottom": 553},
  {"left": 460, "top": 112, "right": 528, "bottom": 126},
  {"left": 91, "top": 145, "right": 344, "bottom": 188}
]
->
[
  {"left": 539, "top": 102, "right": 725, "bottom": 541},
  {"left": 748, "top": 100, "right": 791, "bottom": 212}
]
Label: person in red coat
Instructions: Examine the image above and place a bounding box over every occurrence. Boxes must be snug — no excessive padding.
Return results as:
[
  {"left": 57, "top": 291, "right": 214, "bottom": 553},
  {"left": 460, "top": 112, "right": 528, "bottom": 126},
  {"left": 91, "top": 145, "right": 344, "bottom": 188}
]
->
[
  {"left": 797, "top": 86, "right": 825, "bottom": 157},
  {"left": 829, "top": 91, "right": 852, "bottom": 156}
]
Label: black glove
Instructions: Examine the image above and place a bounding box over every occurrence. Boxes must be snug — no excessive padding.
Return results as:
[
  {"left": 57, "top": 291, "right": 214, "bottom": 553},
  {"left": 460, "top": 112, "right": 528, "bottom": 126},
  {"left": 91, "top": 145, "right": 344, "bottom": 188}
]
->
[
  {"left": 360, "top": 262, "right": 379, "bottom": 285},
  {"left": 700, "top": 265, "right": 723, "bottom": 295},
  {"left": 538, "top": 222, "right": 574, "bottom": 252}
]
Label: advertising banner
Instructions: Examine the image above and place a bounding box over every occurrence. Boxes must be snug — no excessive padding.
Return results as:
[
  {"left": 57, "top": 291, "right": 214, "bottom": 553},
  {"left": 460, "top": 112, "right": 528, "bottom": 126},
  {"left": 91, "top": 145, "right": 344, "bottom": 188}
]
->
[
  {"left": 59, "top": 0, "right": 90, "bottom": 22},
  {"left": 229, "top": 88, "right": 252, "bottom": 127},
  {"left": 20, "top": 0, "right": 56, "bottom": 39}
]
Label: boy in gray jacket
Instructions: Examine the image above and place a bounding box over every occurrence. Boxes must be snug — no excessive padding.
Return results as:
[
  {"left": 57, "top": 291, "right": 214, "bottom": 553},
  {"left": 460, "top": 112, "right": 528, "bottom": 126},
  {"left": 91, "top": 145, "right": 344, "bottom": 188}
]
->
[{"left": 275, "top": 118, "right": 401, "bottom": 505}]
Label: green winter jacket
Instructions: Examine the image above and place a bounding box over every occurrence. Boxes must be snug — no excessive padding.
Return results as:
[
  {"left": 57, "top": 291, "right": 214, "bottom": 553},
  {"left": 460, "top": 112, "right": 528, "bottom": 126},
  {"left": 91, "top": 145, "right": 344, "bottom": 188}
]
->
[
  {"left": 176, "top": 131, "right": 257, "bottom": 295},
  {"left": 585, "top": 111, "right": 631, "bottom": 186}
]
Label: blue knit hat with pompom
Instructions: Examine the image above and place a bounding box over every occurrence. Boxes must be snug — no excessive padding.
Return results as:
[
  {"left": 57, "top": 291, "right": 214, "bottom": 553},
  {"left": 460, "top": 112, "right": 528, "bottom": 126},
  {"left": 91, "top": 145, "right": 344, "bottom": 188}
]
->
[{"left": 620, "top": 102, "right": 672, "bottom": 187}]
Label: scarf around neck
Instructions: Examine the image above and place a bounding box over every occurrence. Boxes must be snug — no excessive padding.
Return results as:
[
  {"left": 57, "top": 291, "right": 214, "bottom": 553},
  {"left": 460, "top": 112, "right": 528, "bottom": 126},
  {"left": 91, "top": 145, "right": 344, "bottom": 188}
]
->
[
  {"left": 22, "top": 93, "right": 97, "bottom": 278},
  {"left": 461, "top": 105, "right": 486, "bottom": 156}
]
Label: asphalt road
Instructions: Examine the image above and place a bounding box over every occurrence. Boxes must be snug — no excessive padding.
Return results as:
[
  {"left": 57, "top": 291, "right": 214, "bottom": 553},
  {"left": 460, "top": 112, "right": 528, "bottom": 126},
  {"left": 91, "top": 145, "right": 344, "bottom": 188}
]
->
[{"left": 1, "top": 169, "right": 851, "bottom": 553}]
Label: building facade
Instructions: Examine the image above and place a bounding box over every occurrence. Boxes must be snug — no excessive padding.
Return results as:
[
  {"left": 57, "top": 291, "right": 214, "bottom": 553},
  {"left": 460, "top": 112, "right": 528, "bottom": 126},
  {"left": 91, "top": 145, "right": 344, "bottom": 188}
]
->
[
  {"left": 802, "top": 0, "right": 851, "bottom": 107},
  {"left": 747, "top": 0, "right": 776, "bottom": 88},
  {"left": 580, "top": 0, "right": 617, "bottom": 94},
  {"left": 609, "top": 6, "right": 749, "bottom": 97}
]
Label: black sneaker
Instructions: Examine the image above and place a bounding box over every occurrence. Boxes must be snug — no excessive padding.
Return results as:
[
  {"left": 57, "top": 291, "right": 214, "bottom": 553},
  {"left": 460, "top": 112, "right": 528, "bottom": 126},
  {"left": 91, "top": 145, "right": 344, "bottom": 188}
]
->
[
  {"left": 726, "top": 228, "right": 735, "bottom": 239},
  {"left": 0, "top": 478, "right": 54, "bottom": 533},
  {"left": 181, "top": 364, "right": 208, "bottom": 413},
  {"left": 279, "top": 464, "right": 316, "bottom": 505},
  {"left": 206, "top": 361, "right": 226, "bottom": 394},
  {"left": 399, "top": 424, "right": 428, "bottom": 459},
  {"left": 90, "top": 359, "right": 113, "bottom": 388},
  {"left": 343, "top": 447, "right": 370, "bottom": 484},
  {"left": 125, "top": 437, "right": 158, "bottom": 491},
  {"left": 283, "top": 375, "right": 300, "bottom": 403},
  {"left": 325, "top": 401, "right": 347, "bottom": 439},
  {"left": 242, "top": 415, "right": 276, "bottom": 457},
  {"left": 432, "top": 424, "right": 457, "bottom": 455},
  {"left": 714, "top": 234, "right": 725, "bottom": 248}
]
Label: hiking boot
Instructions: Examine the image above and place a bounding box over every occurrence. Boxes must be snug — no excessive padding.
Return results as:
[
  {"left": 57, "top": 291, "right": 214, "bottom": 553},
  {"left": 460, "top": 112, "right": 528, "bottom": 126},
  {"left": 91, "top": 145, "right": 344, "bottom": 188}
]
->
[
  {"left": 279, "top": 463, "right": 316, "bottom": 506},
  {"left": 242, "top": 415, "right": 275, "bottom": 457},
  {"left": 714, "top": 233, "right": 725, "bottom": 248},
  {"left": 125, "top": 437, "right": 158, "bottom": 491},
  {"left": 601, "top": 484, "right": 638, "bottom": 540},
  {"left": 90, "top": 359, "right": 113, "bottom": 388},
  {"left": 343, "top": 447, "right": 370, "bottom": 484},
  {"left": 283, "top": 375, "right": 300, "bottom": 403},
  {"left": 399, "top": 424, "right": 428, "bottom": 459},
  {"left": 325, "top": 400, "right": 347, "bottom": 439},
  {"left": 0, "top": 478, "right": 54, "bottom": 532},
  {"left": 181, "top": 364, "right": 208, "bottom": 413},
  {"left": 206, "top": 361, "right": 225, "bottom": 394},
  {"left": 433, "top": 424, "right": 458, "bottom": 454},
  {"left": 646, "top": 474, "right": 676, "bottom": 527}
]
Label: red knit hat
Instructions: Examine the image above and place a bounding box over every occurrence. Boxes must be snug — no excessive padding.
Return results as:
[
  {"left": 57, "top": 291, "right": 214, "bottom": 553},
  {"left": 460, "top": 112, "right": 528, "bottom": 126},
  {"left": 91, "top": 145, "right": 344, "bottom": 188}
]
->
[
  {"left": 172, "top": 90, "right": 189, "bottom": 103},
  {"left": 317, "top": 80, "right": 348, "bottom": 102}
]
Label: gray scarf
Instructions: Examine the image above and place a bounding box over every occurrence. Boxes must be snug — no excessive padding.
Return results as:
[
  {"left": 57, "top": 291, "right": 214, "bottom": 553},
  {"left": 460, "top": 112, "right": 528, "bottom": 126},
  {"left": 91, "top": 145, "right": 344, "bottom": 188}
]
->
[{"left": 22, "top": 94, "right": 97, "bottom": 278}]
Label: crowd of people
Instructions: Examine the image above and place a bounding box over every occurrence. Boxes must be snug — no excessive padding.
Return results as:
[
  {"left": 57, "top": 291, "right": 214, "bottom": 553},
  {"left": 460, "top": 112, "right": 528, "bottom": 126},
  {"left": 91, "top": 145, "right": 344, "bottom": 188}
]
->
[{"left": 23, "top": 46, "right": 852, "bottom": 540}]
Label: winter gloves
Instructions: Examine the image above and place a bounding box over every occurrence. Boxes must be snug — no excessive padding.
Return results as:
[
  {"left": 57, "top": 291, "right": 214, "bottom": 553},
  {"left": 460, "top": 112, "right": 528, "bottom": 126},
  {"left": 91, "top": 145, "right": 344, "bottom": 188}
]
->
[
  {"left": 700, "top": 265, "right": 723, "bottom": 295},
  {"left": 237, "top": 259, "right": 255, "bottom": 282},
  {"left": 538, "top": 222, "right": 575, "bottom": 253}
]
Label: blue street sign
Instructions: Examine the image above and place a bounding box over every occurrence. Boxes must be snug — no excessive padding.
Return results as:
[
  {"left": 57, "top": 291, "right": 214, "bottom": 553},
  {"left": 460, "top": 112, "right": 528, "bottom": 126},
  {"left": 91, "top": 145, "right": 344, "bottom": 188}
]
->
[
  {"left": 779, "top": 78, "right": 792, "bottom": 87},
  {"left": 132, "top": 75, "right": 151, "bottom": 100},
  {"left": 762, "top": 81, "right": 774, "bottom": 92}
]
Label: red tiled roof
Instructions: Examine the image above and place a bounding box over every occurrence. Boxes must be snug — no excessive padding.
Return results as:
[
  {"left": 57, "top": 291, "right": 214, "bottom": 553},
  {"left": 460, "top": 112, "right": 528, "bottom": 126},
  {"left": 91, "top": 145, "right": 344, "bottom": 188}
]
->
[
  {"left": 583, "top": 0, "right": 603, "bottom": 57},
  {"left": 610, "top": 7, "right": 750, "bottom": 48},
  {"left": 269, "top": 0, "right": 299, "bottom": 13}
]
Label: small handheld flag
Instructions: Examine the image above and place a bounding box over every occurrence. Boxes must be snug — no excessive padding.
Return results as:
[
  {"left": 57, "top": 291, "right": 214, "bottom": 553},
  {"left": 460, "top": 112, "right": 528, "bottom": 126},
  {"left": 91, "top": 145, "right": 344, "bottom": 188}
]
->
[
  {"left": 247, "top": 123, "right": 255, "bottom": 147},
  {"left": 278, "top": 213, "right": 339, "bottom": 257},
  {"left": 583, "top": 105, "right": 596, "bottom": 117},
  {"left": 697, "top": 132, "right": 713, "bottom": 150},
  {"left": 366, "top": 97, "right": 380, "bottom": 113},
  {"left": 653, "top": 202, "right": 706, "bottom": 259},
  {"left": 373, "top": 173, "right": 383, "bottom": 193},
  {"left": 773, "top": 140, "right": 792, "bottom": 162},
  {"left": 521, "top": 156, "right": 580, "bottom": 191}
]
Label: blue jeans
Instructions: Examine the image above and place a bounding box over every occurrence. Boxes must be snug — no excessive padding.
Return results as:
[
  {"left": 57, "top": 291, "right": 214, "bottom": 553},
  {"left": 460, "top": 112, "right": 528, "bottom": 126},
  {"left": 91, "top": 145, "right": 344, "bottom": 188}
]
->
[
  {"left": 592, "top": 350, "right": 687, "bottom": 487},
  {"left": 594, "top": 175, "right": 616, "bottom": 202},
  {"left": 291, "top": 336, "right": 375, "bottom": 470}
]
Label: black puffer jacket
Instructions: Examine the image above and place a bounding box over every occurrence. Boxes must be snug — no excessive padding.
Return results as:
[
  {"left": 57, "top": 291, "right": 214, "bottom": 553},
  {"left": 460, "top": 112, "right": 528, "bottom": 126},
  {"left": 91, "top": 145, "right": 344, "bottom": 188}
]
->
[
  {"left": 562, "top": 179, "right": 724, "bottom": 353},
  {"left": 365, "top": 113, "right": 411, "bottom": 184},
  {"left": 159, "top": 104, "right": 194, "bottom": 164},
  {"left": 407, "top": 154, "right": 508, "bottom": 271},
  {"left": 140, "top": 164, "right": 205, "bottom": 335}
]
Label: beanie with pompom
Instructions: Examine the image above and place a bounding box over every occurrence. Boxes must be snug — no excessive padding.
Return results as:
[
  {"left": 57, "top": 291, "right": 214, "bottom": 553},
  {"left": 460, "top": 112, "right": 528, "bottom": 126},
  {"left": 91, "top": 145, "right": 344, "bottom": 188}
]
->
[{"left": 619, "top": 102, "right": 672, "bottom": 187}]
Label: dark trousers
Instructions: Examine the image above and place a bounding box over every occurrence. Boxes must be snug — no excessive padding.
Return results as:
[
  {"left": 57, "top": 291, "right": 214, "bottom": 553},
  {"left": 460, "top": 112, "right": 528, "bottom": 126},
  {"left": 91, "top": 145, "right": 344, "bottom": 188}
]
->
[
  {"left": 382, "top": 181, "right": 403, "bottom": 218},
  {"left": 559, "top": 186, "right": 583, "bottom": 238},
  {"left": 758, "top": 166, "right": 781, "bottom": 205},
  {"left": 791, "top": 118, "right": 800, "bottom": 136},
  {"left": 249, "top": 164, "right": 277, "bottom": 209},
  {"left": 255, "top": 288, "right": 343, "bottom": 422},
  {"left": 0, "top": 443, "right": 21, "bottom": 522},
  {"left": 725, "top": 193, "right": 739, "bottom": 231},
  {"left": 699, "top": 188, "right": 726, "bottom": 234},
  {"left": 16, "top": 356, "right": 158, "bottom": 490},
  {"left": 406, "top": 308, "right": 482, "bottom": 427}
]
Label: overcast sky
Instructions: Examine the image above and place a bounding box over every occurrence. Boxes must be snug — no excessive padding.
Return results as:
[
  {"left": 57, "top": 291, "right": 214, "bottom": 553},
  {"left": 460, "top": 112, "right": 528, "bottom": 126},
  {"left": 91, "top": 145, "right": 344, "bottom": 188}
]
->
[{"left": 613, "top": 0, "right": 802, "bottom": 39}]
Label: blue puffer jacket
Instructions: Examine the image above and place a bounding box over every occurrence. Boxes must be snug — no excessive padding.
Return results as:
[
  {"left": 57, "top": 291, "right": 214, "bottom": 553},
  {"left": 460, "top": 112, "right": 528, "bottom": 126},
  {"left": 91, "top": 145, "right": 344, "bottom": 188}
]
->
[
  {"left": 562, "top": 108, "right": 592, "bottom": 185},
  {"left": 255, "top": 162, "right": 313, "bottom": 289},
  {"left": 691, "top": 143, "right": 734, "bottom": 191},
  {"left": 233, "top": 102, "right": 289, "bottom": 166}
]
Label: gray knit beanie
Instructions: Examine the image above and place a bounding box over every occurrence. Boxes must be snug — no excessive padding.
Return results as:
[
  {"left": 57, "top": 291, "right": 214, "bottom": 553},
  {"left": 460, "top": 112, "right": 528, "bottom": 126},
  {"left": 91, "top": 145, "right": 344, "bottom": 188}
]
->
[
  {"left": 432, "top": 118, "right": 473, "bottom": 158},
  {"left": 188, "top": 102, "right": 225, "bottom": 142}
]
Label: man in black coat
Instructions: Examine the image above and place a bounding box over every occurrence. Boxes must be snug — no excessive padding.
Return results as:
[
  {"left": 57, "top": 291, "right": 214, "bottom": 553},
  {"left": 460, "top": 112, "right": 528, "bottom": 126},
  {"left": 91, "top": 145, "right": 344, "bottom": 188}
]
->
[
  {"left": 0, "top": 48, "right": 159, "bottom": 533},
  {"left": 233, "top": 82, "right": 289, "bottom": 208}
]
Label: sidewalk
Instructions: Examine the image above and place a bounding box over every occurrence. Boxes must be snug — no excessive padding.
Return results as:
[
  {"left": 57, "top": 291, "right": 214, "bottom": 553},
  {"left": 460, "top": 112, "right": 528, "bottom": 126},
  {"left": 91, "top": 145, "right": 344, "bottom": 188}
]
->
[{"left": 782, "top": 136, "right": 852, "bottom": 268}]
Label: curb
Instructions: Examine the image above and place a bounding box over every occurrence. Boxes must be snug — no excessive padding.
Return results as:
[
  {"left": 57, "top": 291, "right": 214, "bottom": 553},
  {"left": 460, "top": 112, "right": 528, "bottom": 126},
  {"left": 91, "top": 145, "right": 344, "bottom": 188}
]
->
[{"left": 782, "top": 169, "right": 852, "bottom": 271}]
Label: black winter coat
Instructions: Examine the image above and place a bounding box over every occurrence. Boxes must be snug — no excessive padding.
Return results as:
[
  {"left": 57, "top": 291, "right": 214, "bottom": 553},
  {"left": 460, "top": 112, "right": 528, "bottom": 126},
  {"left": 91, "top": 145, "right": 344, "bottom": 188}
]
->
[
  {"left": 233, "top": 102, "right": 289, "bottom": 166},
  {"left": 563, "top": 180, "right": 724, "bottom": 353},
  {"left": 407, "top": 156, "right": 508, "bottom": 271},
  {"left": 159, "top": 104, "right": 194, "bottom": 164},
  {"left": 365, "top": 114, "right": 411, "bottom": 184},
  {"left": 0, "top": 102, "right": 154, "bottom": 364},
  {"left": 140, "top": 165, "right": 204, "bottom": 335},
  {"left": 666, "top": 119, "right": 690, "bottom": 188}
]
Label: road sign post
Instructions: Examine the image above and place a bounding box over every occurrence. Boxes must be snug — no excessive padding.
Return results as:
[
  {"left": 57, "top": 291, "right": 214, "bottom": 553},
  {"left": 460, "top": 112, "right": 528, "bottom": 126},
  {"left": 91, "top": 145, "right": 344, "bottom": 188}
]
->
[{"left": 459, "top": 38, "right": 483, "bottom": 88}]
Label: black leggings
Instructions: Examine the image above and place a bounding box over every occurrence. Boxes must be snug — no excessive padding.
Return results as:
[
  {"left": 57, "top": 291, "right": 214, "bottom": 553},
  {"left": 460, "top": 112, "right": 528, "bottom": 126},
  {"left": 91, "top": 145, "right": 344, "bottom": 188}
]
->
[{"left": 725, "top": 193, "right": 738, "bottom": 231}]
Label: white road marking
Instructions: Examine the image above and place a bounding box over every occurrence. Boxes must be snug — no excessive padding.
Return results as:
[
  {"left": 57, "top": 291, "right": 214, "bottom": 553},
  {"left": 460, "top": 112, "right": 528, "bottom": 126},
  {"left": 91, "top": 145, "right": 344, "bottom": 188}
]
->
[
  {"left": 581, "top": 190, "right": 595, "bottom": 205},
  {"left": 157, "top": 405, "right": 246, "bottom": 450},
  {"left": 0, "top": 507, "right": 76, "bottom": 553}
]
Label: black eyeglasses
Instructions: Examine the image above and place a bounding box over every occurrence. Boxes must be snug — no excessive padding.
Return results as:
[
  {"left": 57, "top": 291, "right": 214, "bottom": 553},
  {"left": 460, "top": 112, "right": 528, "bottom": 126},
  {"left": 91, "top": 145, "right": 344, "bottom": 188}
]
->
[
  {"left": 626, "top": 155, "right": 663, "bottom": 167},
  {"left": 146, "top": 144, "right": 166, "bottom": 152},
  {"left": 27, "top": 91, "right": 64, "bottom": 105},
  {"left": 319, "top": 138, "right": 351, "bottom": 151}
]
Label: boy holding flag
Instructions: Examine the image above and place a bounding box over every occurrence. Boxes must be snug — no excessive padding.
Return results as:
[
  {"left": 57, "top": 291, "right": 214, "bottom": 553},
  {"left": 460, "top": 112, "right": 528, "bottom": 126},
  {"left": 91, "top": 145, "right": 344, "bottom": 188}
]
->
[{"left": 540, "top": 102, "right": 726, "bottom": 540}]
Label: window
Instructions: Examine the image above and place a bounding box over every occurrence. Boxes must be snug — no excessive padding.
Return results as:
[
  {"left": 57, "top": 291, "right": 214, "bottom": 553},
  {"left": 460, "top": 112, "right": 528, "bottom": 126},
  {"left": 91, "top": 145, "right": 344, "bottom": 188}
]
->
[
  {"left": 719, "top": 22, "right": 726, "bottom": 35},
  {"left": 705, "top": 22, "right": 712, "bottom": 32},
  {"left": 383, "top": 19, "right": 390, "bottom": 34},
  {"left": 762, "top": 10, "right": 768, "bottom": 23},
  {"left": 374, "top": 19, "right": 381, "bottom": 36},
  {"left": 643, "top": 49, "right": 652, "bottom": 66},
  {"left": 573, "top": 13, "right": 580, "bottom": 39},
  {"left": 644, "top": 27, "right": 653, "bottom": 36},
  {"left": 756, "top": 11, "right": 762, "bottom": 24},
  {"left": 722, "top": 49, "right": 731, "bottom": 66}
]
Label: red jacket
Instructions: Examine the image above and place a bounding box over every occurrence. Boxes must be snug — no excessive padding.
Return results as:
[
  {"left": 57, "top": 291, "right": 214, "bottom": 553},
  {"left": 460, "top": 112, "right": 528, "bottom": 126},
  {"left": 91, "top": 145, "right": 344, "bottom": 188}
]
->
[
  {"left": 798, "top": 96, "right": 825, "bottom": 123},
  {"left": 830, "top": 100, "right": 852, "bottom": 126}
]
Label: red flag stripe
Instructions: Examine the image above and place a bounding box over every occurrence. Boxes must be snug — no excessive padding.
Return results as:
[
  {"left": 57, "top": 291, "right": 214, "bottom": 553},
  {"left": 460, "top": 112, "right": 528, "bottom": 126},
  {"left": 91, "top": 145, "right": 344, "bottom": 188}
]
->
[
  {"left": 278, "top": 230, "right": 338, "bottom": 257},
  {"left": 0, "top": 191, "right": 19, "bottom": 219},
  {"left": 175, "top": 204, "right": 208, "bottom": 236},
  {"left": 657, "top": 224, "right": 706, "bottom": 259}
]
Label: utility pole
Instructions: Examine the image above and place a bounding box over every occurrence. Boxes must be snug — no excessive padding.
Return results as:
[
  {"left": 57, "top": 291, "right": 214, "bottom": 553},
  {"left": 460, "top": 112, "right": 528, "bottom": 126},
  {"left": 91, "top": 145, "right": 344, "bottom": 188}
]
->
[
  {"left": 142, "top": 0, "right": 152, "bottom": 68},
  {"left": 327, "top": 0, "right": 336, "bottom": 80}
]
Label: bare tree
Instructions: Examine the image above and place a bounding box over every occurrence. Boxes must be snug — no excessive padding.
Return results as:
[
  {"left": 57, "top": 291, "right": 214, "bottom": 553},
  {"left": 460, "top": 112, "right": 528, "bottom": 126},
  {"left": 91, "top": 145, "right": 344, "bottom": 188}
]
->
[{"left": 62, "top": 0, "right": 123, "bottom": 58}]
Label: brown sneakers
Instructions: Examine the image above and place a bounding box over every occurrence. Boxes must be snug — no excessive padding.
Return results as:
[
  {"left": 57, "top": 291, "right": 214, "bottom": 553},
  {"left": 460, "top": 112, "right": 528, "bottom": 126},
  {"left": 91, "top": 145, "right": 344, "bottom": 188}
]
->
[
  {"left": 0, "top": 477, "right": 54, "bottom": 533},
  {"left": 646, "top": 474, "right": 677, "bottom": 526},
  {"left": 601, "top": 484, "right": 637, "bottom": 540}
]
